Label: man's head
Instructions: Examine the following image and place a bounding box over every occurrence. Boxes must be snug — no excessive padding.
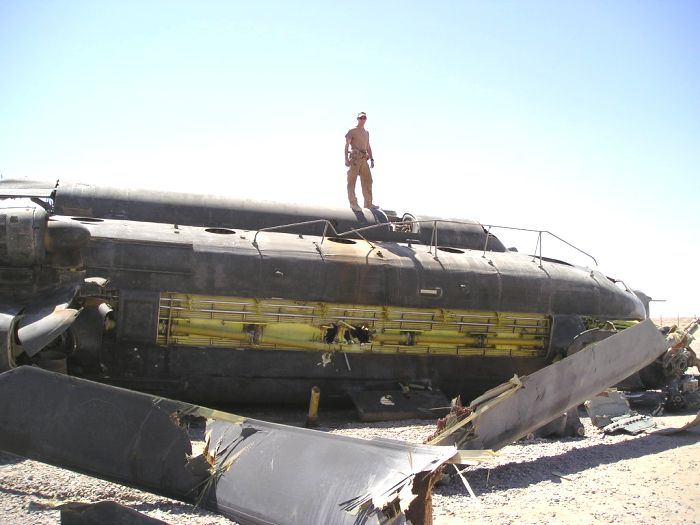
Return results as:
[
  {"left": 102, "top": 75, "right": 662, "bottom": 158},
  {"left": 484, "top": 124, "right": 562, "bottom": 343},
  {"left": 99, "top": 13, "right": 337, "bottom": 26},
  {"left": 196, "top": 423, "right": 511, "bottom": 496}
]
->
[{"left": 357, "top": 112, "right": 367, "bottom": 127}]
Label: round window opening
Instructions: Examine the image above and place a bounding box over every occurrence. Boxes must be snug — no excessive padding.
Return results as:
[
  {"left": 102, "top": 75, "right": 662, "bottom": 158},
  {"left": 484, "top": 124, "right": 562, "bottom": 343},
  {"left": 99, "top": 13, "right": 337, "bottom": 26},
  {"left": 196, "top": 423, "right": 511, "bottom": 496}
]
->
[
  {"left": 437, "top": 246, "right": 464, "bottom": 254},
  {"left": 205, "top": 228, "right": 237, "bottom": 235},
  {"left": 71, "top": 217, "right": 103, "bottom": 223},
  {"left": 327, "top": 237, "right": 356, "bottom": 244}
]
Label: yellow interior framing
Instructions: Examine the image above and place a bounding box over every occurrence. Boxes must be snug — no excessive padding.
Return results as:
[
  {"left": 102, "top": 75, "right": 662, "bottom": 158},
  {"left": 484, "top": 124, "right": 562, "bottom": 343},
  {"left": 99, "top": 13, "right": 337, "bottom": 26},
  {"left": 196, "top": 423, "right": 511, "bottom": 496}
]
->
[{"left": 157, "top": 293, "right": 551, "bottom": 358}]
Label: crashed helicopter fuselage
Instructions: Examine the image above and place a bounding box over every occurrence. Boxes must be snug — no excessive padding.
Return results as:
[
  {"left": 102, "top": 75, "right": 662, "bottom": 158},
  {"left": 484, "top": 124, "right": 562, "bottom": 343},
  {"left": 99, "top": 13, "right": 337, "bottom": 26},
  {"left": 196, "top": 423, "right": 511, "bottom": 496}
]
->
[{"left": 0, "top": 180, "right": 651, "bottom": 406}]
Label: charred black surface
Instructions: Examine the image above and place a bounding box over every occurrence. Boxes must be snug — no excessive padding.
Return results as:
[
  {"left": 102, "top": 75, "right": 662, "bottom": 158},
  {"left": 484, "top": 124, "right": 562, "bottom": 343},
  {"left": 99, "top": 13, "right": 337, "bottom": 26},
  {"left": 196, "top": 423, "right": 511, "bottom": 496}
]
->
[
  {"left": 81, "top": 340, "right": 550, "bottom": 405},
  {"left": 0, "top": 208, "right": 88, "bottom": 372},
  {"left": 1, "top": 178, "right": 507, "bottom": 252},
  {"left": 74, "top": 217, "right": 644, "bottom": 318},
  {"left": 0, "top": 181, "right": 652, "bottom": 411},
  {"left": 62, "top": 212, "right": 645, "bottom": 405}
]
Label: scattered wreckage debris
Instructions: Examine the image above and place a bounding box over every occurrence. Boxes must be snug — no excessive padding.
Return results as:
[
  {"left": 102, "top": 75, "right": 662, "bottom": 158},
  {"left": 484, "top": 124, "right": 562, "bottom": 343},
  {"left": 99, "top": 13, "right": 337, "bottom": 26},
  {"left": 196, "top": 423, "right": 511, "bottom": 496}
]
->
[
  {"left": 348, "top": 387, "right": 450, "bottom": 422},
  {"left": 432, "top": 398, "right": 584, "bottom": 442},
  {"left": 585, "top": 390, "right": 655, "bottom": 435},
  {"left": 648, "top": 318, "right": 700, "bottom": 411},
  {"left": 0, "top": 320, "right": 688, "bottom": 522},
  {"left": 427, "top": 320, "right": 669, "bottom": 450},
  {"left": 0, "top": 366, "right": 456, "bottom": 525}
]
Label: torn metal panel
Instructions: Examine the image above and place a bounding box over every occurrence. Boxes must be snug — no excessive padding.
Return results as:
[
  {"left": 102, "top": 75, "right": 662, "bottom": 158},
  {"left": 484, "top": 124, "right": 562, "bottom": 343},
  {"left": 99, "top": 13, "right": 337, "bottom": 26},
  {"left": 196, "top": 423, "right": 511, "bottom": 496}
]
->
[
  {"left": 586, "top": 391, "right": 656, "bottom": 434},
  {"left": 430, "top": 319, "right": 668, "bottom": 450},
  {"left": 0, "top": 366, "right": 455, "bottom": 525},
  {"left": 601, "top": 414, "right": 655, "bottom": 434},
  {"left": 584, "top": 390, "right": 632, "bottom": 427},
  {"left": 203, "top": 419, "right": 454, "bottom": 524}
]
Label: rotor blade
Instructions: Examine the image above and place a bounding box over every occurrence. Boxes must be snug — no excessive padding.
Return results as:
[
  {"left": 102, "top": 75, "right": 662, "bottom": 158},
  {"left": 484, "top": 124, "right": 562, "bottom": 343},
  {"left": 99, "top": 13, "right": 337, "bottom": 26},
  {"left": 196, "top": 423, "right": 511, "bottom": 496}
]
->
[
  {"left": 0, "top": 366, "right": 456, "bottom": 524},
  {"left": 433, "top": 319, "right": 668, "bottom": 451}
]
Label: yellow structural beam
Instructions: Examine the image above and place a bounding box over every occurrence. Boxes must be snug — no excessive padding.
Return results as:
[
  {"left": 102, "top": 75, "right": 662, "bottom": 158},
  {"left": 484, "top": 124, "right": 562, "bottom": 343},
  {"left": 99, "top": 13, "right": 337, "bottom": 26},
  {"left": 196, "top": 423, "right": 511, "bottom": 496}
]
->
[{"left": 158, "top": 293, "right": 550, "bottom": 358}]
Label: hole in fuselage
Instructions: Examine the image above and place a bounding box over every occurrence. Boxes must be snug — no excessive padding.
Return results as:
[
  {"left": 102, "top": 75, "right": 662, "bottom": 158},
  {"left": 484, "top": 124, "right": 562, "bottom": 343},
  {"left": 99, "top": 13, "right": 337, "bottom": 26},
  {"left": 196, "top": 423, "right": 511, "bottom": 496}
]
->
[{"left": 324, "top": 323, "right": 372, "bottom": 344}]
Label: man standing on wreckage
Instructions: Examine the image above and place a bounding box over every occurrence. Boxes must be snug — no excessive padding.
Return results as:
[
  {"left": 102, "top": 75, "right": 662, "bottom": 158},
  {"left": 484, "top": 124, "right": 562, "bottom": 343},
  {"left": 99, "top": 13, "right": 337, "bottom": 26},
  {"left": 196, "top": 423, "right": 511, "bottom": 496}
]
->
[{"left": 345, "top": 111, "right": 379, "bottom": 212}]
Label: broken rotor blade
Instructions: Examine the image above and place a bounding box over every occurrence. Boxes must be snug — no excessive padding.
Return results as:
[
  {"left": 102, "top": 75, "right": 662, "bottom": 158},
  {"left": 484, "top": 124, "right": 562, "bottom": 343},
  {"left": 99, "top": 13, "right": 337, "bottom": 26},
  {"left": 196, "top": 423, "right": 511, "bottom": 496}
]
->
[
  {"left": 432, "top": 319, "right": 668, "bottom": 451},
  {"left": 0, "top": 366, "right": 455, "bottom": 525},
  {"left": 0, "top": 366, "right": 204, "bottom": 500},
  {"left": 203, "top": 418, "right": 454, "bottom": 524}
]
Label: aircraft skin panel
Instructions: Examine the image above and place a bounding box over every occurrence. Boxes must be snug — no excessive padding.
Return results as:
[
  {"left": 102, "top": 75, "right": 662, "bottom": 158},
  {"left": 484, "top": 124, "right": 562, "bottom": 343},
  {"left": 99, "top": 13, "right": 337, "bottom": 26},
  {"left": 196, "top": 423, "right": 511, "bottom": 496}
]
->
[
  {"left": 41, "top": 179, "right": 507, "bottom": 251},
  {"left": 0, "top": 177, "right": 504, "bottom": 251},
  {"left": 88, "top": 339, "right": 551, "bottom": 405},
  {"left": 65, "top": 215, "right": 645, "bottom": 319}
]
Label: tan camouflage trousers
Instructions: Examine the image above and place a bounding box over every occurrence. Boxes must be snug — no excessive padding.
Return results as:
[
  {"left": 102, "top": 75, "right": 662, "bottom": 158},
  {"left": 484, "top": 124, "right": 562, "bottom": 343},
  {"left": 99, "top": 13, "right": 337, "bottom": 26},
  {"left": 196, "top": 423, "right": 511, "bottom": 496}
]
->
[{"left": 347, "top": 151, "right": 373, "bottom": 208}]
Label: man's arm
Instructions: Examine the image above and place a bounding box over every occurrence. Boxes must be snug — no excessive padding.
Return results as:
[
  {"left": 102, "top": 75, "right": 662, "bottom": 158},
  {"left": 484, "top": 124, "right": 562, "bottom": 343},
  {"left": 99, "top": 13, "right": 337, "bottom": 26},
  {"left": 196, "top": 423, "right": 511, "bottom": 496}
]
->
[
  {"left": 367, "top": 140, "right": 374, "bottom": 169},
  {"left": 344, "top": 137, "right": 351, "bottom": 167}
]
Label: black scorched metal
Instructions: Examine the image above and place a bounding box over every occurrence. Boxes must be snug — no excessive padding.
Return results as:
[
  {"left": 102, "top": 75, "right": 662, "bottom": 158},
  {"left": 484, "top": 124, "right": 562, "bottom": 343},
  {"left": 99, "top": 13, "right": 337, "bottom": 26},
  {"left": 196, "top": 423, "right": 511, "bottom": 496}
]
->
[{"left": 0, "top": 180, "right": 650, "bottom": 407}]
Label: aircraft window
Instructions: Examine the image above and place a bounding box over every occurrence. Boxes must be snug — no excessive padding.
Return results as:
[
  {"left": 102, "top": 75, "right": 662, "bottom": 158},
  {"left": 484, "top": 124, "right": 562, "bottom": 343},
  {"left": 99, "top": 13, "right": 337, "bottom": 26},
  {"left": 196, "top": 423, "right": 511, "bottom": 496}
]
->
[
  {"left": 205, "top": 228, "right": 237, "bottom": 235},
  {"left": 327, "top": 237, "right": 356, "bottom": 245},
  {"left": 71, "top": 217, "right": 103, "bottom": 223},
  {"left": 437, "top": 246, "right": 464, "bottom": 254}
]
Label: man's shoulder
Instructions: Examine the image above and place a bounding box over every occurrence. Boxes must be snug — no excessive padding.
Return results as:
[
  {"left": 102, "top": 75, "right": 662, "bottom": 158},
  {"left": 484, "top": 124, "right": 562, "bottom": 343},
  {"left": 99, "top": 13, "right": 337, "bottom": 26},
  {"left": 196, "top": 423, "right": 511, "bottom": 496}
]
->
[{"left": 345, "top": 127, "right": 357, "bottom": 138}]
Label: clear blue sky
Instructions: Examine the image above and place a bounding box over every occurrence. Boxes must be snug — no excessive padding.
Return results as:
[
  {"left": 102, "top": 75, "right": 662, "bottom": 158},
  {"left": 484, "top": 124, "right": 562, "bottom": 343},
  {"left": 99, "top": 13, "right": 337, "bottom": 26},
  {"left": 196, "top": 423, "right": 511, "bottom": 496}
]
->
[{"left": 1, "top": 1, "right": 698, "bottom": 318}]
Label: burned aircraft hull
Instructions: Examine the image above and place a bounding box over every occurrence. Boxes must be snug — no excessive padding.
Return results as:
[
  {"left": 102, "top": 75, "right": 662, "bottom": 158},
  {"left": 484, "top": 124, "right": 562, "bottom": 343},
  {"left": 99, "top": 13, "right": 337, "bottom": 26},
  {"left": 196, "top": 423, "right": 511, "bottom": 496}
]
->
[
  {"left": 62, "top": 211, "right": 644, "bottom": 405},
  {"left": 0, "top": 184, "right": 649, "bottom": 406},
  {"left": 0, "top": 178, "right": 507, "bottom": 251}
]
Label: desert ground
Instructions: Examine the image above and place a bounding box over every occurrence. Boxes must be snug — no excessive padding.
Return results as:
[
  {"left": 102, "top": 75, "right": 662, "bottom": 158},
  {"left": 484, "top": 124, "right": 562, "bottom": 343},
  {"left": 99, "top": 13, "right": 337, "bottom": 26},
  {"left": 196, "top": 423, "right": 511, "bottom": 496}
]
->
[{"left": 0, "top": 320, "right": 698, "bottom": 524}]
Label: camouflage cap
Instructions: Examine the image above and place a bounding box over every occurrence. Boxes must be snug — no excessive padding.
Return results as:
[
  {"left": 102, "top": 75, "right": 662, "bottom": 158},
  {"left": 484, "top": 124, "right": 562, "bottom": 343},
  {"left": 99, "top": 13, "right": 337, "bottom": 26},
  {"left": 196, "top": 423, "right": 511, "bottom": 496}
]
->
[{"left": 357, "top": 112, "right": 367, "bottom": 119}]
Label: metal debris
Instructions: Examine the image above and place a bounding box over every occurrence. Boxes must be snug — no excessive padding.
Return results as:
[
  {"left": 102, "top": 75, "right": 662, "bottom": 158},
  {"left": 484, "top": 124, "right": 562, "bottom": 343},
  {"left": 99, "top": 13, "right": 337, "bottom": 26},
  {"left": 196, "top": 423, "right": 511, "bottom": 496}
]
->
[
  {"left": 452, "top": 465, "right": 481, "bottom": 505},
  {"left": 585, "top": 390, "right": 634, "bottom": 427},
  {"left": 0, "top": 366, "right": 456, "bottom": 525},
  {"left": 585, "top": 390, "right": 655, "bottom": 434},
  {"left": 600, "top": 414, "right": 655, "bottom": 434},
  {"left": 429, "top": 319, "right": 668, "bottom": 450}
]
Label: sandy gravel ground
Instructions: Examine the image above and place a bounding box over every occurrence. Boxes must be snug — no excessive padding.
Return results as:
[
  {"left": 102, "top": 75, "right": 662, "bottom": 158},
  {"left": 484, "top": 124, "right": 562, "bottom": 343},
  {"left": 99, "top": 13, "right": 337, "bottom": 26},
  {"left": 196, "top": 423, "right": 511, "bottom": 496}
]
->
[
  {"left": 1, "top": 408, "right": 698, "bottom": 525},
  {"left": 1, "top": 328, "right": 698, "bottom": 524}
]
